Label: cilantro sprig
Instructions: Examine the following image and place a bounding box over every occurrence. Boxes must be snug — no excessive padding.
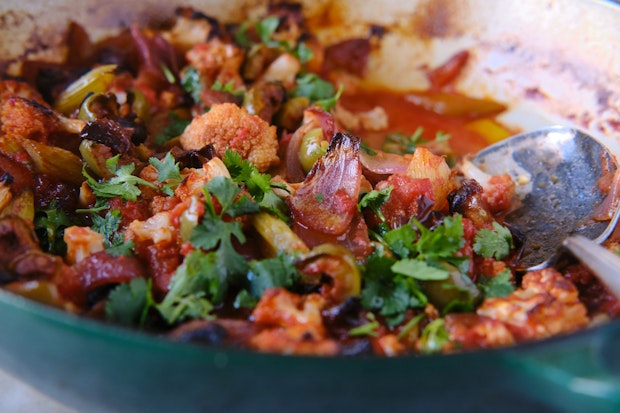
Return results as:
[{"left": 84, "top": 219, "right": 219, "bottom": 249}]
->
[
  {"left": 155, "top": 112, "right": 191, "bottom": 145},
  {"left": 418, "top": 319, "right": 450, "bottom": 354},
  {"left": 360, "top": 249, "right": 428, "bottom": 327},
  {"left": 381, "top": 214, "right": 466, "bottom": 279},
  {"left": 34, "top": 201, "right": 73, "bottom": 255},
  {"left": 149, "top": 152, "right": 183, "bottom": 196},
  {"left": 106, "top": 278, "right": 155, "bottom": 326},
  {"left": 382, "top": 127, "right": 451, "bottom": 155},
  {"left": 235, "top": 16, "right": 314, "bottom": 64},
  {"left": 223, "top": 150, "right": 289, "bottom": 221},
  {"left": 477, "top": 269, "right": 515, "bottom": 299},
  {"left": 190, "top": 176, "right": 259, "bottom": 279},
  {"left": 84, "top": 155, "right": 156, "bottom": 202},
  {"left": 90, "top": 209, "right": 135, "bottom": 256},
  {"left": 358, "top": 186, "right": 393, "bottom": 223},
  {"left": 361, "top": 215, "right": 470, "bottom": 325},
  {"left": 473, "top": 222, "right": 514, "bottom": 260},
  {"left": 181, "top": 66, "right": 202, "bottom": 104},
  {"left": 290, "top": 73, "right": 343, "bottom": 111},
  {"left": 157, "top": 250, "right": 219, "bottom": 323}
]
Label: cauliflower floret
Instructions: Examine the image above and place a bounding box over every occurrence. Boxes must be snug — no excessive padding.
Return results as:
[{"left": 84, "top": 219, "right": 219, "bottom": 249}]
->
[
  {"left": 125, "top": 211, "right": 176, "bottom": 245},
  {"left": 249, "top": 287, "right": 339, "bottom": 355},
  {"left": 185, "top": 39, "right": 244, "bottom": 89},
  {"left": 174, "top": 157, "right": 231, "bottom": 201},
  {"left": 0, "top": 79, "right": 47, "bottom": 105},
  {"left": 444, "top": 313, "right": 516, "bottom": 350},
  {"left": 1, "top": 96, "right": 60, "bottom": 143},
  {"left": 477, "top": 268, "right": 589, "bottom": 341},
  {"left": 180, "top": 103, "right": 279, "bottom": 172},
  {"left": 64, "top": 226, "right": 104, "bottom": 265}
]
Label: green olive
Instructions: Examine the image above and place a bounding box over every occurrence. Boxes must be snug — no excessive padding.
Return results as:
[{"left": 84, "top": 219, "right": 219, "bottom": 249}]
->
[
  {"left": 127, "top": 88, "right": 151, "bottom": 122},
  {"left": 79, "top": 139, "right": 114, "bottom": 179},
  {"left": 275, "top": 96, "right": 309, "bottom": 130},
  {"left": 299, "top": 127, "right": 328, "bottom": 172},
  {"left": 297, "top": 243, "right": 361, "bottom": 303},
  {"left": 54, "top": 64, "right": 117, "bottom": 115},
  {"left": 420, "top": 262, "right": 481, "bottom": 312},
  {"left": 77, "top": 92, "right": 119, "bottom": 122}
]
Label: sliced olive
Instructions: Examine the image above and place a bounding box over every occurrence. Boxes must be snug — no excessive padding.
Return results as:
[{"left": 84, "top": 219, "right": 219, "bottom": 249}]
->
[
  {"left": 79, "top": 139, "right": 114, "bottom": 179},
  {"left": 297, "top": 244, "right": 361, "bottom": 303},
  {"left": 419, "top": 262, "right": 481, "bottom": 312},
  {"left": 298, "top": 127, "right": 328, "bottom": 172},
  {"left": 54, "top": 64, "right": 117, "bottom": 115}
]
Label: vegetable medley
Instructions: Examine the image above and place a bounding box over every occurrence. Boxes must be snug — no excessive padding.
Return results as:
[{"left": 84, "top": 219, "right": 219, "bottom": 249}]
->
[{"left": 0, "top": 3, "right": 618, "bottom": 356}]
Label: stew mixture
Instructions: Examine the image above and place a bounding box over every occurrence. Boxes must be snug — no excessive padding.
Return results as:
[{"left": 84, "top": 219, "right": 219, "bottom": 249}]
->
[{"left": 0, "top": 3, "right": 618, "bottom": 356}]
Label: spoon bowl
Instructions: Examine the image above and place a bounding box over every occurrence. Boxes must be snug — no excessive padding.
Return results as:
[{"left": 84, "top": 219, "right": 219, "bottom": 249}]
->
[{"left": 471, "top": 125, "right": 620, "bottom": 270}]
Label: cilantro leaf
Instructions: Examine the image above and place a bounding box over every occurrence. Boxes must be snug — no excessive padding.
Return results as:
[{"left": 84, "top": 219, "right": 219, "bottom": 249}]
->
[
  {"left": 292, "top": 73, "right": 334, "bottom": 101},
  {"left": 315, "top": 84, "right": 343, "bottom": 112},
  {"left": 256, "top": 16, "right": 280, "bottom": 45},
  {"left": 291, "top": 74, "right": 342, "bottom": 111},
  {"left": 157, "top": 250, "right": 219, "bottom": 323},
  {"left": 90, "top": 209, "right": 134, "bottom": 256},
  {"left": 190, "top": 214, "right": 249, "bottom": 277},
  {"left": 223, "top": 150, "right": 289, "bottom": 220},
  {"left": 410, "top": 215, "right": 464, "bottom": 261},
  {"left": 233, "top": 21, "right": 252, "bottom": 48},
  {"left": 382, "top": 224, "right": 417, "bottom": 259},
  {"left": 149, "top": 152, "right": 182, "bottom": 195},
  {"left": 295, "top": 41, "right": 314, "bottom": 64},
  {"left": 203, "top": 176, "right": 260, "bottom": 218},
  {"left": 105, "top": 278, "right": 155, "bottom": 326},
  {"left": 360, "top": 252, "right": 427, "bottom": 327},
  {"left": 349, "top": 313, "right": 380, "bottom": 337},
  {"left": 211, "top": 79, "right": 244, "bottom": 99},
  {"left": 34, "top": 201, "right": 73, "bottom": 255},
  {"left": 190, "top": 176, "right": 259, "bottom": 281},
  {"left": 150, "top": 152, "right": 182, "bottom": 183},
  {"left": 478, "top": 269, "right": 515, "bottom": 299},
  {"left": 358, "top": 186, "right": 393, "bottom": 223},
  {"left": 106, "top": 240, "right": 135, "bottom": 257},
  {"left": 91, "top": 209, "right": 123, "bottom": 247},
  {"left": 84, "top": 156, "right": 156, "bottom": 202},
  {"left": 233, "top": 289, "right": 259, "bottom": 309},
  {"left": 156, "top": 112, "right": 191, "bottom": 145},
  {"left": 474, "top": 222, "right": 514, "bottom": 260},
  {"left": 246, "top": 253, "right": 299, "bottom": 298},
  {"left": 391, "top": 259, "right": 450, "bottom": 281},
  {"left": 418, "top": 318, "right": 450, "bottom": 354},
  {"left": 181, "top": 66, "right": 202, "bottom": 104},
  {"left": 382, "top": 127, "right": 452, "bottom": 155}
]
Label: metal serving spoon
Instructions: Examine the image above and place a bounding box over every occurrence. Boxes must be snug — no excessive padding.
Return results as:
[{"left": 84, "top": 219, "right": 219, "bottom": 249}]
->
[{"left": 471, "top": 125, "right": 620, "bottom": 292}]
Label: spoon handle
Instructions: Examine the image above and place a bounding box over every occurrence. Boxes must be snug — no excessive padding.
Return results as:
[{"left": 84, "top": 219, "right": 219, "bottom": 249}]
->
[{"left": 563, "top": 235, "right": 620, "bottom": 298}]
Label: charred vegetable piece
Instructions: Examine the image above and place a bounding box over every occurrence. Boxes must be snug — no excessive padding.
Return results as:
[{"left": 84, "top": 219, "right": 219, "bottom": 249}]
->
[
  {"left": 1, "top": 135, "right": 83, "bottom": 186},
  {"left": 252, "top": 211, "right": 309, "bottom": 257}
]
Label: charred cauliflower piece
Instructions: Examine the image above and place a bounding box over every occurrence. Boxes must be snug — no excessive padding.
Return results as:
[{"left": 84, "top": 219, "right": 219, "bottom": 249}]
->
[
  {"left": 180, "top": 103, "right": 279, "bottom": 172},
  {"left": 477, "top": 268, "right": 589, "bottom": 341}
]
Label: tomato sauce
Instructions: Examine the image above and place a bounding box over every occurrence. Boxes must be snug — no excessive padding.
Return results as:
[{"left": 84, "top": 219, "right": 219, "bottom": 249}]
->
[{"left": 340, "top": 87, "right": 496, "bottom": 156}]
